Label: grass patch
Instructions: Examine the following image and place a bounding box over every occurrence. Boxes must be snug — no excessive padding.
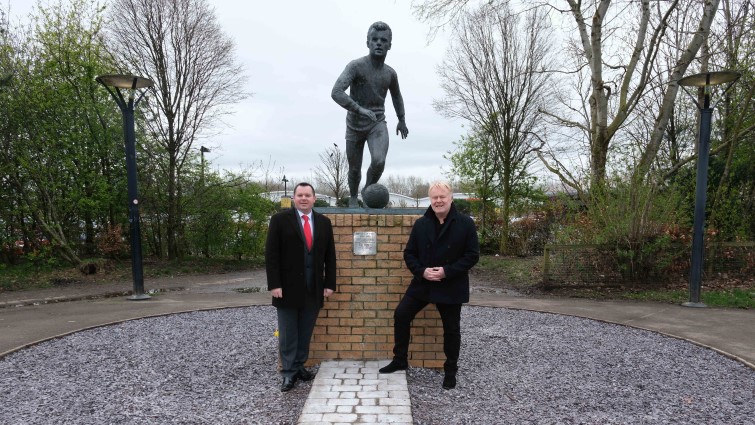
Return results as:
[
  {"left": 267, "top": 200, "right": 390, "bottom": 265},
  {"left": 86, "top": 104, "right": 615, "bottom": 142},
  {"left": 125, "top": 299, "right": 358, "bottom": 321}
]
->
[
  {"left": 0, "top": 256, "right": 264, "bottom": 292},
  {"left": 622, "top": 287, "right": 755, "bottom": 309},
  {"left": 473, "top": 255, "right": 753, "bottom": 309},
  {"left": 472, "top": 255, "right": 542, "bottom": 289},
  {"left": 621, "top": 290, "right": 688, "bottom": 304},
  {"left": 700, "top": 287, "right": 755, "bottom": 309},
  {"left": 142, "top": 256, "right": 265, "bottom": 277},
  {"left": 0, "top": 261, "right": 69, "bottom": 292}
]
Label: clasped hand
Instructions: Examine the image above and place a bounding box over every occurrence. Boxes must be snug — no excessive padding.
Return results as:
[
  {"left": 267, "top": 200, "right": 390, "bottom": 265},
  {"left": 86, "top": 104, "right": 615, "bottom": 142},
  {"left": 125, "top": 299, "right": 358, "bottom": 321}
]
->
[{"left": 423, "top": 267, "right": 445, "bottom": 281}]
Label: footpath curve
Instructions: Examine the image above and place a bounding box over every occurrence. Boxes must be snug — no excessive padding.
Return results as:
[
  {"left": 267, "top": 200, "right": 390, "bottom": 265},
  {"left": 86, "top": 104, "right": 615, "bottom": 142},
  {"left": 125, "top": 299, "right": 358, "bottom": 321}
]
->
[{"left": 1, "top": 270, "right": 753, "bottom": 370}]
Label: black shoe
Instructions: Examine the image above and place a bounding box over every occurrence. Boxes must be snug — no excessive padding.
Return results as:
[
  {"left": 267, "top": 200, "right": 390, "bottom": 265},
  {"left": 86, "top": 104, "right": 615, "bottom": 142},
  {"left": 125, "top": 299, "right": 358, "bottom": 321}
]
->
[
  {"left": 379, "top": 361, "right": 408, "bottom": 374},
  {"left": 442, "top": 375, "right": 456, "bottom": 390},
  {"left": 297, "top": 367, "right": 314, "bottom": 381},
  {"left": 281, "top": 376, "right": 295, "bottom": 392}
]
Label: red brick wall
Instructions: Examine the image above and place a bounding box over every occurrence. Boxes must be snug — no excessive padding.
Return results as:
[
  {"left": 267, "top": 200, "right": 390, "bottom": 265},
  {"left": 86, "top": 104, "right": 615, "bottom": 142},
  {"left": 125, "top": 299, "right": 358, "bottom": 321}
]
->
[{"left": 306, "top": 212, "right": 445, "bottom": 369}]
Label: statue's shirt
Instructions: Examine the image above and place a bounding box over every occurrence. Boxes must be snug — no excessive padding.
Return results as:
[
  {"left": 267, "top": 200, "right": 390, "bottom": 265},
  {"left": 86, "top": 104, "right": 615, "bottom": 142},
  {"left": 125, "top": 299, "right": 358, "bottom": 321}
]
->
[{"left": 332, "top": 56, "right": 403, "bottom": 132}]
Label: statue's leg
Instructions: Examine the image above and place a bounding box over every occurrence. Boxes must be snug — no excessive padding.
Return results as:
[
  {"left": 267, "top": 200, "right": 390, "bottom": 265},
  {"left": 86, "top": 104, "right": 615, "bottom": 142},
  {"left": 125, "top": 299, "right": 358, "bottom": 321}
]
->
[
  {"left": 364, "top": 122, "right": 389, "bottom": 188},
  {"left": 346, "top": 136, "right": 365, "bottom": 208}
]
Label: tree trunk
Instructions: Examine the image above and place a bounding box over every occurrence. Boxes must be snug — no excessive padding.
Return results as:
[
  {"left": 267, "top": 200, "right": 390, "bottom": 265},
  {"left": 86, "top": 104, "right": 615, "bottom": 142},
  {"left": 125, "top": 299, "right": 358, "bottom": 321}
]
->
[{"left": 167, "top": 152, "right": 178, "bottom": 260}]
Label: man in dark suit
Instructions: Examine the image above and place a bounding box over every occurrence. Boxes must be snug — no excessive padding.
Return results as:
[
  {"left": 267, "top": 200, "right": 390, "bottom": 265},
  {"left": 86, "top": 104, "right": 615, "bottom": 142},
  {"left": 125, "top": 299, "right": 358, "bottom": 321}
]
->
[
  {"left": 379, "top": 181, "right": 479, "bottom": 390},
  {"left": 265, "top": 182, "right": 336, "bottom": 392}
]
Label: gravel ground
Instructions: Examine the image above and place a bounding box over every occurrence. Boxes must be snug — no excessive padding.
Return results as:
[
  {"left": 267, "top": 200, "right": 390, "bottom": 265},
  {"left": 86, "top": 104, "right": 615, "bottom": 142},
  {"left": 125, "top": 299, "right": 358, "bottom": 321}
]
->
[
  {"left": 410, "top": 307, "right": 755, "bottom": 425},
  {"left": 1, "top": 306, "right": 753, "bottom": 424}
]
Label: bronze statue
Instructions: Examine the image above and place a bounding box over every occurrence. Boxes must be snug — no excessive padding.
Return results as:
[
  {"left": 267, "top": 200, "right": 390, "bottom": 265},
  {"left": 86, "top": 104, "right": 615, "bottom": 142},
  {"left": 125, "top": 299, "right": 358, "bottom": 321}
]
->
[{"left": 332, "top": 21, "right": 409, "bottom": 208}]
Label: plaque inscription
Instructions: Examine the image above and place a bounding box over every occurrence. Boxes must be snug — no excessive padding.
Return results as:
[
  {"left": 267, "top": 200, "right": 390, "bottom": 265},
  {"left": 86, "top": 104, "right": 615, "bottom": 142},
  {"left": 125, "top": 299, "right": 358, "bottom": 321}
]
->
[{"left": 353, "top": 231, "right": 377, "bottom": 255}]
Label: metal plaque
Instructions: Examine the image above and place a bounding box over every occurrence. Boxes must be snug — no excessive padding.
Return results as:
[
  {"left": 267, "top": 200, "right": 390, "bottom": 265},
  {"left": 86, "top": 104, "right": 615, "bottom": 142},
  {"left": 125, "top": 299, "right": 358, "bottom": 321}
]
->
[{"left": 353, "top": 232, "right": 377, "bottom": 255}]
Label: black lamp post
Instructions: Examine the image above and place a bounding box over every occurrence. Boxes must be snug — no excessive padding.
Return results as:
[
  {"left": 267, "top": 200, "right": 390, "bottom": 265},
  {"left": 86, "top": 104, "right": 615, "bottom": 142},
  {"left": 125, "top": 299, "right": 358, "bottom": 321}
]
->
[
  {"left": 677, "top": 71, "right": 740, "bottom": 308},
  {"left": 199, "top": 146, "right": 211, "bottom": 257},
  {"left": 200, "top": 146, "right": 210, "bottom": 186},
  {"left": 96, "top": 74, "right": 154, "bottom": 301},
  {"left": 282, "top": 175, "right": 289, "bottom": 198}
]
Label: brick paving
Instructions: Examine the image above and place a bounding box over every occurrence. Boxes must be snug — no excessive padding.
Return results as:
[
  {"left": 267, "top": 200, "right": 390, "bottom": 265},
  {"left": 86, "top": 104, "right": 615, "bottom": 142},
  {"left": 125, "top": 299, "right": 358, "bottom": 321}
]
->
[{"left": 297, "top": 360, "right": 412, "bottom": 425}]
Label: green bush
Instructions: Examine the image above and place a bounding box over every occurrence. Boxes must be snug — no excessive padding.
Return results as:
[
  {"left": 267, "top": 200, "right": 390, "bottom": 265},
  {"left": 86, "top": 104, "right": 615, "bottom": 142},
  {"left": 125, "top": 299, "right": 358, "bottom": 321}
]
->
[{"left": 554, "top": 180, "right": 690, "bottom": 283}]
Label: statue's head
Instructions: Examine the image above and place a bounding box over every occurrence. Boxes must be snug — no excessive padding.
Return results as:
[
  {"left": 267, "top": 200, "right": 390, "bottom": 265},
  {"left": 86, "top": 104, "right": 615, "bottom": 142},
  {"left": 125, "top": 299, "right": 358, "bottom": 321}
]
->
[
  {"left": 366, "top": 22, "right": 392, "bottom": 58},
  {"left": 367, "top": 21, "right": 392, "bottom": 42}
]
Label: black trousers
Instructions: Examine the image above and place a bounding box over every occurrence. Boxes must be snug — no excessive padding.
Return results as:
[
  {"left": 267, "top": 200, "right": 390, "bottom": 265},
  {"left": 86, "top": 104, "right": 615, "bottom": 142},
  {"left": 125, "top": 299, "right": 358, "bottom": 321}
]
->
[
  {"left": 276, "top": 291, "right": 319, "bottom": 379},
  {"left": 392, "top": 293, "right": 462, "bottom": 375}
]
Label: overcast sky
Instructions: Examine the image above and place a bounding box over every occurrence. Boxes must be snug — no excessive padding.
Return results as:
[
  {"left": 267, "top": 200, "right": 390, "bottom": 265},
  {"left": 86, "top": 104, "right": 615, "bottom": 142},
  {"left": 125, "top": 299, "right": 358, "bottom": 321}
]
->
[{"left": 11, "top": 0, "right": 466, "bottom": 184}]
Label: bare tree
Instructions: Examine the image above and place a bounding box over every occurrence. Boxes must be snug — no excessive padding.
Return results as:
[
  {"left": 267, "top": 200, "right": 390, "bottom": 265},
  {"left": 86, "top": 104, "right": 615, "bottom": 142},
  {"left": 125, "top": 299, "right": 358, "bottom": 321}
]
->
[
  {"left": 634, "top": 0, "right": 722, "bottom": 181},
  {"left": 381, "top": 175, "right": 405, "bottom": 195},
  {"left": 705, "top": 0, "right": 755, "bottom": 237},
  {"left": 107, "top": 0, "right": 247, "bottom": 259},
  {"left": 434, "top": 3, "right": 553, "bottom": 253},
  {"left": 381, "top": 174, "right": 429, "bottom": 206},
  {"left": 314, "top": 143, "right": 349, "bottom": 202},
  {"left": 414, "top": 0, "right": 722, "bottom": 191},
  {"left": 407, "top": 177, "right": 430, "bottom": 206},
  {"left": 257, "top": 156, "right": 285, "bottom": 194}
]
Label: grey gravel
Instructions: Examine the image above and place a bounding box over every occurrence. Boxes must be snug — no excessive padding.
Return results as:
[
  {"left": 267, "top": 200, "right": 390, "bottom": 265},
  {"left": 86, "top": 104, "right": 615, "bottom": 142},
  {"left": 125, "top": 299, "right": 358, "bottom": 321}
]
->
[
  {"left": 409, "top": 307, "right": 755, "bottom": 425},
  {"left": 1, "top": 306, "right": 753, "bottom": 425},
  {"left": 0, "top": 307, "right": 309, "bottom": 425}
]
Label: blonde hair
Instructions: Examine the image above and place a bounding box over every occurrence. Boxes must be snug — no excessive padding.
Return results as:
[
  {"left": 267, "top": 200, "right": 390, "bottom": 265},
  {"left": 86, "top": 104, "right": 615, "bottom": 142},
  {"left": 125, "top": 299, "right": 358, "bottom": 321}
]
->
[{"left": 428, "top": 181, "right": 453, "bottom": 196}]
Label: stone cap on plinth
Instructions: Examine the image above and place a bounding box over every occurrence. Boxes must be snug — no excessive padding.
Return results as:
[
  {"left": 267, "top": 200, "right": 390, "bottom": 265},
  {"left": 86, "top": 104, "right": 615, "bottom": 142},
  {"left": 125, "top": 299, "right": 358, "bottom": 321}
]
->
[{"left": 318, "top": 207, "right": 425, "bottom": 215}]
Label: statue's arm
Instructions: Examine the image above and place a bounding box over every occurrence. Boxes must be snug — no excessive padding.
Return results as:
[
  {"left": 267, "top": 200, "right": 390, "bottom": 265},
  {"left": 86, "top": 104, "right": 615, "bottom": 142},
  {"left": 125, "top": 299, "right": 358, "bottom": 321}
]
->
[
  {"left": 390, "top": 72, "right": 409, "bottom": 139},
  {"left": 331, "top": 65, "right": 361, "bottom": 112},
  {"left": 331, "top": 63, "right": 377, "bottom": 121}
]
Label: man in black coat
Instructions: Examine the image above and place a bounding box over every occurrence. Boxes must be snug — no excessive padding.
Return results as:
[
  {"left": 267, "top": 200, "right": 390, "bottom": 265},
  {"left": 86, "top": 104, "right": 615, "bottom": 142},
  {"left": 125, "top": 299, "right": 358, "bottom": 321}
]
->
[
  {"left": 265, "top": 182, "right": 336, "bottom": 392},
  {"left": 379, "top": 181, "right": 479, "bottom": 390}
]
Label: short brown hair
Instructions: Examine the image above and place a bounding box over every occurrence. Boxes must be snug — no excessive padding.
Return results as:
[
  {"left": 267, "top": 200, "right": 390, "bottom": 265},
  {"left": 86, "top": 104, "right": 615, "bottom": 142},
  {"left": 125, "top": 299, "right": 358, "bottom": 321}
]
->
[
  {"left": 294, "top": 182, "right": 315, "bottom": 196},
  {"left": 367, "top": 21, "right": 392, "bottom": 41}
]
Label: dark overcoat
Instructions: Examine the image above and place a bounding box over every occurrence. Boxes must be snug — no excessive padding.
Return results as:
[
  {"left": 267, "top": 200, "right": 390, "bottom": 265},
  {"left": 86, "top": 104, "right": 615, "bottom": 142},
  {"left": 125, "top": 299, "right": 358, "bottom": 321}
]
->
[
  {"left": 404, "top": 203, "right": 480, "bottom": 304},
  {"left": 265, "top": 208, "right": 336, "bottom": 309}
]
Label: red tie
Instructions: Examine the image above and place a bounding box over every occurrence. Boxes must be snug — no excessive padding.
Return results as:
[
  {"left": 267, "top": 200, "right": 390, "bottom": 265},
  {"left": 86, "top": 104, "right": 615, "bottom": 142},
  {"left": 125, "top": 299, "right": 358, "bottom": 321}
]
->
[{"left": 302, "top": 215, "right": 312, "bottom": 251}]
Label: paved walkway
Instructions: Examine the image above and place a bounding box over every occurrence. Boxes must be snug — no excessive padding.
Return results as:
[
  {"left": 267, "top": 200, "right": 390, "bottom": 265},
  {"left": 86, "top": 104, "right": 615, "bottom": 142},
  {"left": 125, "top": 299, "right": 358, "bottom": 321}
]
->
[
  {"left": 1, "top": 271, "right": 754, "bottom": 424},
  {"left": 298, "top": 360, "right": 412, "bottom": 425}
]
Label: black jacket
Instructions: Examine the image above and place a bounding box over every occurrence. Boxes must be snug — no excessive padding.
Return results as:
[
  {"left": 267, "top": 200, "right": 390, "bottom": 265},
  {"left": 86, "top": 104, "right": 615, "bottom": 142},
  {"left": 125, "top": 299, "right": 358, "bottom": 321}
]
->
[
  {"left": 404, "top": 203, "right": 480, "bottom": 304},
  {"left": 265, "top": 208, "right": 336, "bottom": 308}
]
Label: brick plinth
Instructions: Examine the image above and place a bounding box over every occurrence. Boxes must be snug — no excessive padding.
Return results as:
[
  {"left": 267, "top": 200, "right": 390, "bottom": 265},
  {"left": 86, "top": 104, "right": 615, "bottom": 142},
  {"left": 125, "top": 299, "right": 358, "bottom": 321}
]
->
[{"left": 306, "top": 212, "right": 445, "bottom": 369}]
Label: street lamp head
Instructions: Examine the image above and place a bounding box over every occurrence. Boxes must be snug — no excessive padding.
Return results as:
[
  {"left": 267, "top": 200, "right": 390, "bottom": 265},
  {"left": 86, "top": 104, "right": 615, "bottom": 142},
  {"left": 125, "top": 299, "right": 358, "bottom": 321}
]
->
[
  {"left": 679, "top": 71, "right": 741, "bottom": 110},
  {"left": 679, "top": 71, "right": 741, "bottom": 88},
  {"left": 200, "top": 146, "right": 211, "bottom": 153},
  {"left": 96, "top": 74, "right": 154, "bottom": 89},
  {"left": 97, "top": 74, "right": 155, "bottom": 110}
]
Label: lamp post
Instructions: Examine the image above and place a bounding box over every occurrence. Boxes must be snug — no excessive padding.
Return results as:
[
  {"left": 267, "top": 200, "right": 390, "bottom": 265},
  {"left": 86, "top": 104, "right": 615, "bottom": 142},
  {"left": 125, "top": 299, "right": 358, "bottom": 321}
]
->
[
  {"left": 199, "top": 146, "right": 211, "bottom": 257},
  {"left": 200, "top": 146, "right": 210, "bottom": 186},
  {"left": 677, "top": 71, "right": 740, "bottom": 308},
  {"left": 280, "top": 175, "right": 291, "bottom": 208},
  {"left": 96, "top": 74, "right": 154, "bottom": 301}
]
